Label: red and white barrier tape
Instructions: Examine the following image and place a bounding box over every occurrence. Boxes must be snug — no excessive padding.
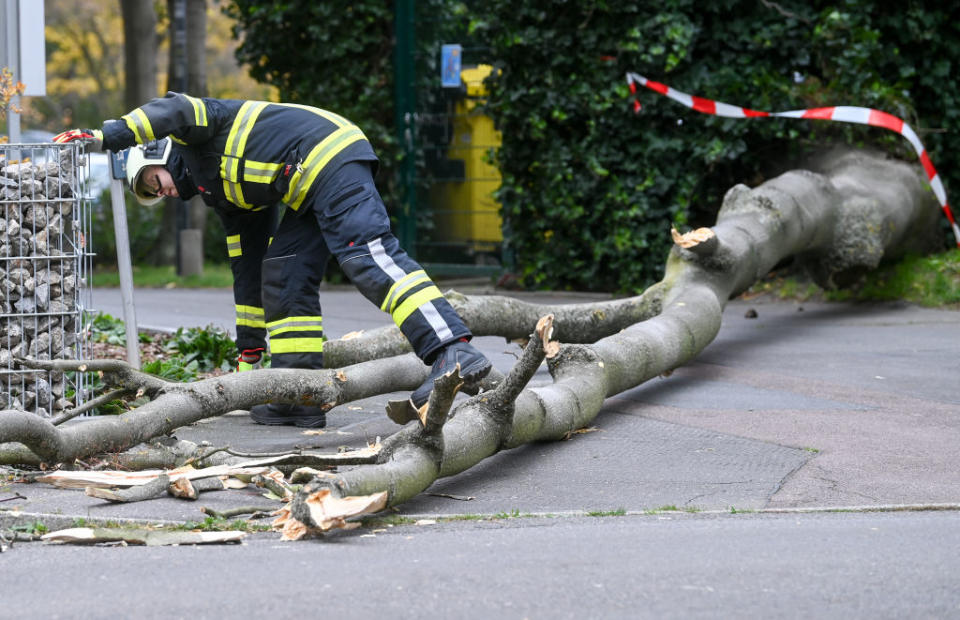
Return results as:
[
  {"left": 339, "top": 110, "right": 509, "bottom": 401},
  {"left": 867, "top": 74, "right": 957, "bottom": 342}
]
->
[{"left": 626, "top": 72, "right": 960, "bottom": 246}]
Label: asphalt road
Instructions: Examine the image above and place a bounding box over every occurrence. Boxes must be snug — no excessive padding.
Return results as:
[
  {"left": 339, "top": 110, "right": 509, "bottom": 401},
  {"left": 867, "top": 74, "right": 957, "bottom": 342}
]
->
[
  {"left": 2, "top": 510, "right": 958, "bottom": 619},
  {"left": 3, "top": 287, "right": 957, "bottom": 617}
]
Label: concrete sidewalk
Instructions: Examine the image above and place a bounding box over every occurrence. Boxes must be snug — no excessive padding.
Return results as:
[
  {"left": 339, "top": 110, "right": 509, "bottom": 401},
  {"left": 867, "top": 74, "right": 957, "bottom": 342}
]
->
[{"left": 3, "top": 286, "right": 959, "bottom": 528}]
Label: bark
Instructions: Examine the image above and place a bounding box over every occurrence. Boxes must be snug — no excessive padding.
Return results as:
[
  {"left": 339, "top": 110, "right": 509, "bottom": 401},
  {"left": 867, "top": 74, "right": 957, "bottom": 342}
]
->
[
  {"left": 284, "top": 151, "right": 939, "bottom": 532},
  {"left": 120, "top": 0, "right": 158, "bottom": 111},
  {"left": 0, "top": 151, "right": 941, "bottom": 532},
  {"left": 0, "top": 356, "right": 427, "bottom": 465},
  {"left": 323, "top": 286, "right": 665, "bottom": 368},
  {"left": 185, "top": 0, "right": 209, "bottom": 246}
]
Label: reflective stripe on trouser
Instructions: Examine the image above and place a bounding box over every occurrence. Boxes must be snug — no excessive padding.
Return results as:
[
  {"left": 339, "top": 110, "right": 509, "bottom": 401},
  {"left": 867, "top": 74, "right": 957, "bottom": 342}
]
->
[
  {"left": 261, "top": 210, "right": 328, "bottom": 370},
  {"left": 309, "top": 161, "right": 471, "bottom": 362}
]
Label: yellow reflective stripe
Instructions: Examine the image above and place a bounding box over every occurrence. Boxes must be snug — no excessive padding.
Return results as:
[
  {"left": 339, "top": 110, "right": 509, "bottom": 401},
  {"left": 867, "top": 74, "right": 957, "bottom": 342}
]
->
[
  {"left": 185, "top": 95, "right": 207, "bottom": 126},
  {"left": 226, "top": 234, "right": 242, "bottom": 257},
  {"left": 225, "top": 102, "right": 257, "bottom": 157},
  {"left": 221, "top": 101, "right": 268, "bottom": 209},
  {"left": 392, "top": 285, "right": 444, "bottom": 328},
  {"left": 226, "top": 101, "right": 267, "bottom": 158},
  {"left": 122, "top": 109, "right": 155, "bottom": 144},
  {"left": 236, "top": 304, "right": 265, "bottom": 328},
  {"left": 223, "top": 179, "right": 249, "bottom": 208},
  {"left": 269, "top": 337, "right": 325, "bottom": 354},
  {"left": 266, "top": 316, "right": 322, "bottom": 336},
  {"left": 122, "top": 116, "right": 143, "bottom": 143},
  {"left": 266, "top": 315, "right": 323, "bottom": 328},
  {"left": 170, "top": 135, "right": 187, "bottom": 145},
  {"left": 277, "top": 103, "right": 349, "bottom": 128},
  {"left": 220, "top": 156, "right": 240, "bottom": 181},
  {"left": 133, "top": 109, "right": 155, "bottom": 141},
  {"left": 237, "top": 317, "right": 265, "bottom": 328},
  {"left": 243, "top": 160, "right": 282, "bottom": 183},
  {"left": 380, "top": 270, "right": 429, "bottom": 312},
  {"left": 283, "top": 126, "right": 366, "bottom": 210},
  {"left": 269, "top": 325, "right": 324, "bottom": 337}
]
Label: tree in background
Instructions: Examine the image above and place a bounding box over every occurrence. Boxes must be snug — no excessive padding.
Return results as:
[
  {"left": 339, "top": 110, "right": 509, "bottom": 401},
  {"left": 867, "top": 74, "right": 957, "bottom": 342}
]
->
[
  {"left": 30, "top": 0, "right": 274, "bottom": 130},
  {"left": 120, "top": 0, "right": 158, "bottom": 111},
  {"left": 32, "top": 0, "right": 277, "bottom": 268},
  {"left": 224, "top": 1, "right": 958, "bottom": 293},
  {"left": 0, "top": 67, "right": 26, "bottom": 141},
  {"left": 32, "top": 0, "right": 127, "bottom": 128}
]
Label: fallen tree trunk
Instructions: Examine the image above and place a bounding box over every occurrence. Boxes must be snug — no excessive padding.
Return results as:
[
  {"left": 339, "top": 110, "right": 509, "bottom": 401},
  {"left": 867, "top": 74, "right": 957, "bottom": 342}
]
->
[
  {"left": 283, "top": 151, "right": 940, "bottom": 534},
  {"left": 0, "top": 151, "right": 941, "bottom": 534}
]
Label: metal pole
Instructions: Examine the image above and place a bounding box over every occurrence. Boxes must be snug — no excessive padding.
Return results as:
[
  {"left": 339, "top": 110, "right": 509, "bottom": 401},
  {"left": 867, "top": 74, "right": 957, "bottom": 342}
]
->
[
  {"left": 2, "top": 0, "right": 21, "bottom": 144},
  {"left": 107, "top": 150, "right": 140, "bottom": 368},
  {"left": 393, "top": 0, "right": 417, "bottom": 257}
]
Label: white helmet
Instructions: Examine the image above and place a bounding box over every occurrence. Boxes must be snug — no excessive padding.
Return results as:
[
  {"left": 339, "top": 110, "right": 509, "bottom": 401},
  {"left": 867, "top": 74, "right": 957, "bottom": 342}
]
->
[{"left": 126, "top": 138, "right": 172, "bottom": 206}]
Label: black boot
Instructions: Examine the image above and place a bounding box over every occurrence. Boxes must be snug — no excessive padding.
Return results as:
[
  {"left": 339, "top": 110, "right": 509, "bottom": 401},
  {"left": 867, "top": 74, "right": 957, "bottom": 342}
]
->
[
  {"left": 411, "top": 340, "right": 492, "bottom": 409},
  {"left": 250, "top": 403, "right": 327, "bottom": 428}
]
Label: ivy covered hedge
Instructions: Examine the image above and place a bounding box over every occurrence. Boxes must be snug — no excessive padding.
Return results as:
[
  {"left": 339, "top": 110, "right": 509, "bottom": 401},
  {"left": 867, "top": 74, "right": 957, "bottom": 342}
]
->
[
  {"left": 224, "top": 0, "right": 462, "bottom": 219},
  {"left": 225, "top": 1, "right": 957, "bottom": 292},
  {"left": 476, "top": 0, "right": 958, "bottom": 291}
]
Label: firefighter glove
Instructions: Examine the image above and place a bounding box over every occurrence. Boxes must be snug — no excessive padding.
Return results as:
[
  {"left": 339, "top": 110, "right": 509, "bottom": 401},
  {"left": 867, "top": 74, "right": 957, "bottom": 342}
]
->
[{"left": 52, "top": 128, "right": 103, "bottom": 152}]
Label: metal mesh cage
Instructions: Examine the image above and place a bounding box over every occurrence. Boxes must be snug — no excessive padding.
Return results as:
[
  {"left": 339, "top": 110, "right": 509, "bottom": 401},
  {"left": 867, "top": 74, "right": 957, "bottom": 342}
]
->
[{"left": 0, "top": 141, "right": 94, "bottom": 417}]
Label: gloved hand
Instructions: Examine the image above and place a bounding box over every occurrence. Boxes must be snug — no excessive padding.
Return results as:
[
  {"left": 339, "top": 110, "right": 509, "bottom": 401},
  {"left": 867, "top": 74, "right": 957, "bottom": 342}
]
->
[
  {"left": 52, "top": 128, "right": 103, "bottom": 152},
  {"left": 236, "top": 347, "right": 265, "bottom": 372}
]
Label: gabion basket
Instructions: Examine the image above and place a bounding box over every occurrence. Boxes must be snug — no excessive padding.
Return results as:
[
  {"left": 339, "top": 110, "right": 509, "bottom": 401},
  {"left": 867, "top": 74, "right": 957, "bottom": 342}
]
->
[{"left": 0, "top": 141, "right": 94, "bottom": 417}]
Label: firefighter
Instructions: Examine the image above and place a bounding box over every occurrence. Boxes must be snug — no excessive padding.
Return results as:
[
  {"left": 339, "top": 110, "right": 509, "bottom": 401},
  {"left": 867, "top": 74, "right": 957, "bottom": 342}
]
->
[{"left": 54, "top": 92, "right": 491, "bottom": 428}]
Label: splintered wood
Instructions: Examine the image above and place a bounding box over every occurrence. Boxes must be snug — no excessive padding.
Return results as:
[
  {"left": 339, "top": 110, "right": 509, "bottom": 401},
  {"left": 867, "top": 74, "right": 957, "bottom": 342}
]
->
[
  {"left": 273, "top": 489, "right": 388, "bottom": 540},
  {"left": 536, "top": 314, "right": 560, "bottom": 358},
  {"left": 671, "top": 227, "right": 718, "bottom": 255}
]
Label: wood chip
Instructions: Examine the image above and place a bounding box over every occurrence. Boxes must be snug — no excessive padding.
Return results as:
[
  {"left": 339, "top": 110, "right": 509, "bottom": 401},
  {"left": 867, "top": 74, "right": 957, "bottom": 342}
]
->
[
  {"left": 168, "top": 478, "right": 198, "bottom": 500},
  {"left": 41, "top": 527, "right": 245, "bottom": 546}
]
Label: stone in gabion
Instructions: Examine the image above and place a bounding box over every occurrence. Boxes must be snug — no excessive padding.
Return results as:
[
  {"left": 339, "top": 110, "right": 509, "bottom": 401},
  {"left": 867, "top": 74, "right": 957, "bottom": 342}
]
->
[
  {"left": 44, "top": 175, "right": 73, "bottom": 198},
  {"left": 1, "top": 148, "right": 89, "bottom": 416},
  {"left": 34, "top": 377, "right": 52, "bottom": 406}
]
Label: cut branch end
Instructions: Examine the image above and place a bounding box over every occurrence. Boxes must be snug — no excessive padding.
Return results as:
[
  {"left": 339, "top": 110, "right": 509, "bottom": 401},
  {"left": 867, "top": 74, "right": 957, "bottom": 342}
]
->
[{"left": 671, "top": 227, "right": 718, "bottom": 256}]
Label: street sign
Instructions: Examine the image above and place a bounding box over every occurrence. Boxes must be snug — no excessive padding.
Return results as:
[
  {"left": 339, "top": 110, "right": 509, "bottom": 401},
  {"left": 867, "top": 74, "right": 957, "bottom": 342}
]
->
[{"left": 441, "top": 44, "right": 462, "bottom": 88}]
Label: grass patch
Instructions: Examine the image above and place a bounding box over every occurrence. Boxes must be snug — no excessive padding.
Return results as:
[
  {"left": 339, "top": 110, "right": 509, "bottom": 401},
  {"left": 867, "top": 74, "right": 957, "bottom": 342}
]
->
[
  {"left": 493, "top": 509, "right": 522, "bottom": 519},
  {"left": 827, "top": 250, "right": 960, "bottom": 307},
  {"left": 93, "top": 264, "right": 234, "bottom": 289},
  {"left": 169, "top": 517, "right": 271, "bottom": 533},
  {"left": 746, "top": 249, "right": 960, "bottom": 308},
  {"left": 586, "top": 508, "right": 627, "bottom": 517},
  {"left": 440, "top": 514, "right": 488, "bottom": 522},
  {"left": 10, "top": 521, "right": 48, "bottom": 535}
]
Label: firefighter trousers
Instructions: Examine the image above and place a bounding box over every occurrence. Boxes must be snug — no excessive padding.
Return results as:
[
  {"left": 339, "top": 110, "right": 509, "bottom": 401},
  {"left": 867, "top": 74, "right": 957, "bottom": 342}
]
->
[{"left": 262, "top": 161, "right": 472, "bottom": 370}]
